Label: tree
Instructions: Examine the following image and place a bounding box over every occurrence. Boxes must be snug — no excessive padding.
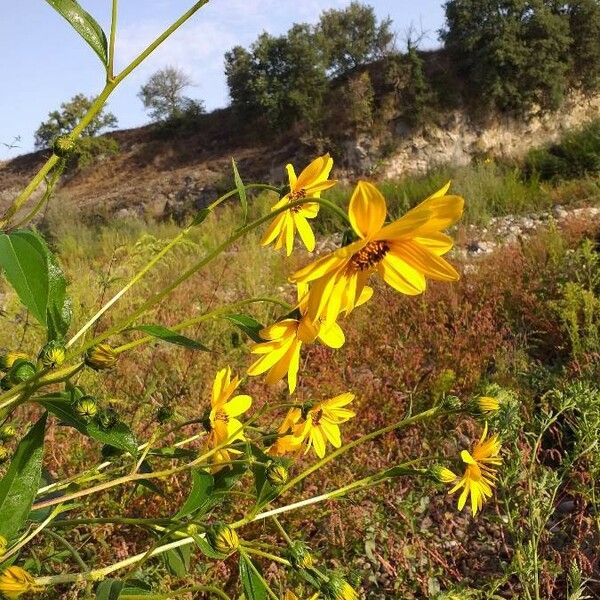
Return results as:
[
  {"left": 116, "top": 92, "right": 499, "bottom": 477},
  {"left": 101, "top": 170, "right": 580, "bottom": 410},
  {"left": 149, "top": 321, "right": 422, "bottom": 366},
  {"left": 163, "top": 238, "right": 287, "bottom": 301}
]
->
[
  {"left": 316, "top": 2, "right": 394, "bottom": 76},
  {"left": 138, "top": 66, "right": 203, "bottom": 122},
  {"left": 568, "top": 0, "right": 600, "bottom": 91},
  {"left": 441, "top": 0, "right": 572, "bottom": 114},
  {"left": 34, "top": 94, "right": 118, "bottom": 149},
  {"left": 224, "top": 24, "right": 328, "bottom": 130}
]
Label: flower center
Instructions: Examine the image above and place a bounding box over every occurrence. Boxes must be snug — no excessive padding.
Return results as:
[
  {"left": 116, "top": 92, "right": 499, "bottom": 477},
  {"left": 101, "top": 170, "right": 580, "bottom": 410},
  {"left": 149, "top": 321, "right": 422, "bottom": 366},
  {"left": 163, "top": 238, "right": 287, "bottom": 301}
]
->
[
  {"left": 289, "top": 188, "right": 307, "bottom": 212},
  {"left": 215, "top": 409, "right": 229, "bottom": 423},
  {"left": 349, "top": 240, "right": 390, "bottom": 271},
  {"left": 311, "top": 408, "right": 323, "bottom": 426}
]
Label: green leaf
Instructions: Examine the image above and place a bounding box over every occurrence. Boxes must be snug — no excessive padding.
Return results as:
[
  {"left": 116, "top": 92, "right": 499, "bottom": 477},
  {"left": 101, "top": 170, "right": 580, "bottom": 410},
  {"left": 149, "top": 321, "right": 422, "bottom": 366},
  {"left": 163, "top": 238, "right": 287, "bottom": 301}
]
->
[
  {"left": 163, "top": 545, "right": 191, "bottom": 577},
  {"left": 39, "top": 393, "right": 138, "bottom": 456},
  {"left": 46, "top": 0, "right": 108, "bottom": 65},
  {"left": 175, "top": 469, "right": 214, "bottom": 518},
  {"left": 130, "top": 325, "right": 210, "bottom": 352},
  {"left": 96, "top": 579, "right": 124, "bottom": 600},
  {"left": 191, "top": 208, "right": 212, "bottom": 226},
  {"left": 239, "top": 553, "right": 268, "bottom": 600},
  {"left": 232, "top": 158, "right": 247, "bottom": 224},
  {"left": 0, "top": 414, "right": 47, "bottom": 541},
  {"left": 223, "top": 314, "right": 265, "bottom": 343},
  {"left": 0, "top": 230, "right": 71, "bottom": 341}
]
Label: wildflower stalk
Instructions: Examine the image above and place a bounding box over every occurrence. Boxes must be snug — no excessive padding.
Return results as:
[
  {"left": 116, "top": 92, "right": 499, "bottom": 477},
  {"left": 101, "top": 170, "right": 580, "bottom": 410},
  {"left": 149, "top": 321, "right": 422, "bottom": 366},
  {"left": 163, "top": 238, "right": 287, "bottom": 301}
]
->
[
  {"left": 107, "top": 0, "right": 118, "bottom": 81},
  {"left": 2, "top": 0, "right": 210, "bottom": 228},
  {"left": 66, "top": 183, "right": 281, "bottom": 349},
  {"left": 73, "top": 196, "right": 349, "bottom": 357}
]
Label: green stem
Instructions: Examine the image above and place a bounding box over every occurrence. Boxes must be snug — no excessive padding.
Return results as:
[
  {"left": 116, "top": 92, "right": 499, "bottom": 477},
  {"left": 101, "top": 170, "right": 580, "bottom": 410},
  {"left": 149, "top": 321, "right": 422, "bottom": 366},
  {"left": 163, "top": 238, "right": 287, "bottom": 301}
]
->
[
  {"left": 74, "top": 196, "right": 346, "bottom": 357},
  {"left": 107, "top": 0, "right": 118, "bottom": 81},
  {"left": 44, "top": 529, "right": 89, "bottom": 572},
  {"left": 124, "top": 587, "right": 230, "bottom": 600},
  {"left": 240, "top": 545, "right": 291, "bottom": 566},
  {"left": 3, "top": 0, "right": 210, "bottom": 227}
]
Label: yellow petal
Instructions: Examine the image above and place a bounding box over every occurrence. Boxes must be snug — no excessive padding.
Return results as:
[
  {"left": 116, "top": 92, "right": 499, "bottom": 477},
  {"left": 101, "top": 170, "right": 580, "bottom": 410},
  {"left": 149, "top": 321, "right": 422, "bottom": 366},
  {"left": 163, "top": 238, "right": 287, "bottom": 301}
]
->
[
  {"left": 224, "top": 394, "right": 252, "bottom": 417},
  {"left": 319, "top": 419, "right": 342, "bottom": 447},
  {"left": 349, "top": 180, "right": 387, "bottom": 239},
  {"left": 309, "top": 427, "right": 326, "bottom": 458},
  {"left": 460, "top": 450, "right": 477, "bottom": 465},
  {"left": 425, "top": 180, "right": 451, "bottom": 200},
  {"left": 286, "top": 340, "right": 302, "bottom": 393},
  {"left": 259, "top": 320, "right": 297, "bottom": 341},
  {"left": 264, "top": 339, "right": 301, "bottom": 388},
  {"left": 393, "top": 240, "right": 460, "bottom": 282},
  {"left": 286, "top": 163, "right": 297, "bottom": 188},
  {"left": 378, "top": 253, "right": 426, "bottom": 295},
  {"left": 303, "top": 178, "right": 337, "bottom": 198},
  {"left": 408, "top": 194, "right": 465, "bottom": 235},
  {"left": 290, "top": 241, "right": 360, "bottom": 283},
  {"left": 295, "top": 154, "right": 333, "bottom": 190},
  {"left": 317, "top": 320, "right": 345, "bottom": 349},
  {"left": 212, "top": 367, "right": 231, "bottom": 406},
  {"left": 293, "top": 213, "right": 316, "bottom": 252},
  {"left": 247, "top": 336, "right": 295, "bottom": 376},
  {"left": 261, "top": 212, "right": 287, "bottom": 247},
  {"left": 413, "top": 232, "right": 454, "bottom": 256}
]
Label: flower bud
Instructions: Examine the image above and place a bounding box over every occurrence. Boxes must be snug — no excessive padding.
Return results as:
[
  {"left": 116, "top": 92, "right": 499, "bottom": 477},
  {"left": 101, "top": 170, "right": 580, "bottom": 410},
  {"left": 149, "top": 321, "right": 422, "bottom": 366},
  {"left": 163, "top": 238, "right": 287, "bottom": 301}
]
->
[
  {"left": 475, "top": 396, "right": 500, "bottom": 414},
  {"left": 53, "top": 135, "right": 76, "bottom": 157},
  {"left": 8, "top": 360, "right": 36, "bottom": 385},
  {"left": 207, "top": 524, "right": 239, "bottom": 555},
  {"left": 440, "top": 395, "right": 462, "bottom": 411},
  {"left": 430, "top": 465, "right": 458, "bottom": 484},
  {"left": 39, "top": 341, "right": 66, "bottom": 368},
  {"left": 186, "top": 523, "right": 199, "bottom": 536},
  {"left": 0, "top": 566, "right": 40, "bottom": 599},
  {"left": 0, "top": 352, "right": 29, "bottom": 371},
  {"left": 0, "top": 535, "right": 7, "bottom": 558},
  {"left": 0, "top": 424, "right": 17, "bottom": 441},
  {"left": 0, "top": 446, "right": 10, "bottom": 463},
  {"left": 323, "top": 573, "right": 359, "bottom": 600},
  {"left": 156, "top": 405, "right": 175, "bottom": 424},
  {"left": 75, "top": 396, "right": 98, "bottom": 421},
  {"left": 288, "top": 541, "right": 314, "bottom": 570},
  {"left": 85, "top": 344, "right": 118, "bottom": 370},
  {"left": 266, "top": 463, "right": 289, "bottom": 487}
]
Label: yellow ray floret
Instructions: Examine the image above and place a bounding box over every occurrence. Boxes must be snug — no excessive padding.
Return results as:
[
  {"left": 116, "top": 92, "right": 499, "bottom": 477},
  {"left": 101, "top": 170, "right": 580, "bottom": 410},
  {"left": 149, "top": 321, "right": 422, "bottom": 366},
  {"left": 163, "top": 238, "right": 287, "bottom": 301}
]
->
[
  {"left": 447, "top": 423, "right": 502, "bottom": 516},
  {"left": 290, "top": 180, "right": 463, "bottom": 323},
  {"left": 261, "top": 154, "right": 337, "bottom": 256}
]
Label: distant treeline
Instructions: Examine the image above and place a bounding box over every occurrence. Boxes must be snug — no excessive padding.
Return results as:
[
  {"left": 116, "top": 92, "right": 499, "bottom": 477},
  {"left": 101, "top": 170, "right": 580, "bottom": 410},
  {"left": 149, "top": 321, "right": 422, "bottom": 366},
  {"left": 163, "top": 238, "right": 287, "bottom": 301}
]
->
[{"left": 223, "top": 1, "right": 600, "bottom": 136}]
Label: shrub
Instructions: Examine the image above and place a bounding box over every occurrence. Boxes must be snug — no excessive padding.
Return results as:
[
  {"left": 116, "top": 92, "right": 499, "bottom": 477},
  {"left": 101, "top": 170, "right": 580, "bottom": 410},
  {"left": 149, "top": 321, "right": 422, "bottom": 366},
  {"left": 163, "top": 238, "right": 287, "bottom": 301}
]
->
[
  {"left": 70, "top": 136, "right": 120, "bottom": 170},
  {"left": 525, "top": 118, "right": 600, "bottom": 181}
]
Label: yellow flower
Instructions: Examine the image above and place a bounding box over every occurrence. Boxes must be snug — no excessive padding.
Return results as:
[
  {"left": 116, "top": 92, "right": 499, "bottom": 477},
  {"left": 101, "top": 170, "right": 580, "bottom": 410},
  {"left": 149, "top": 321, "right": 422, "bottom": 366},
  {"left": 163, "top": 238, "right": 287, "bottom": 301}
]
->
[
  {"left": 477, "top": 396, "right": 500, "bottom": 413},
  {"left": 0, "top": 566, "right": 39, "bottom": 599},
  {"left": 290, "top": 181, "right": 463, "bottom": 324},
  {"left": 247, "top": 284, "right": 346, "bottom": 393},
  {"left": 268, "top": 408, "right": 305, "bottom": 456},
  {"left": 300, "top": 393, "right": 356, "bottom": 459},
  {"left": 206, "top": 367, "right": 252, "bottom": 470},
  {"left": 448, "top": 423, "right": 502, "bottom": 516},
  {"left": 261, "top": 154, "right": 337, "bottom": 255}
]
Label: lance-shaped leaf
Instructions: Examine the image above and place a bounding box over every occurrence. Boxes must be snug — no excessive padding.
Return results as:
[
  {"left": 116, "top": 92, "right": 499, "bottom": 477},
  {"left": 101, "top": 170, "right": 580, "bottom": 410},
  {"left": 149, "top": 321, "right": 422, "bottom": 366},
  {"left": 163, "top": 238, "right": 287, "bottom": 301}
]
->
[
  {"left": 0, "top": 230, "right": 72, "bottom": 341},
  {"left": 239, "top": 553, "right": 268, "bottom": 600},
  {"left": 175, "top": 468, "right": 214, "bottom": 518},
  {"left": 46, "top": 0, "right": 108, "bottom": 65},
  {"left": 130, "top": 325, "right": 210, "bottom": 352},
  {"left": 223, "top": 314, "right": 265, "bottom": 343},
  {"left": 232, "top": 158, "right": 248, "bottom": 225},
  {"left": 0, "top": 413, "right": 47, "bottom": 541}
]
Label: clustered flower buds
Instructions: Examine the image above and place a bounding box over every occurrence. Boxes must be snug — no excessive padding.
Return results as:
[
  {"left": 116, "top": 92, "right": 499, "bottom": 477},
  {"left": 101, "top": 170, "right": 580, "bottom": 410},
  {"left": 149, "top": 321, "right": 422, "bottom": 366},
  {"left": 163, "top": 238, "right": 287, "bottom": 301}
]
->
[
  {"left": 0, "top": 566, "right": 40, "bottom": 599},
  {"left": 207, "top": 524, "right": 240, "bottom": 555},
  {"left": 85, "top": 344, "right": 118, "bottom": 370}
]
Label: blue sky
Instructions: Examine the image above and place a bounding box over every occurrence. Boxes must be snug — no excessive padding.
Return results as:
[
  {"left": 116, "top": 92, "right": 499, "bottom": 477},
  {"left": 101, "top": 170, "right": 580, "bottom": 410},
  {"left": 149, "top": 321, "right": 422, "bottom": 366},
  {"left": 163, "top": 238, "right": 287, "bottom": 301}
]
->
[{"left": 0, "top": 1, "right": 445, "bottom": 159}]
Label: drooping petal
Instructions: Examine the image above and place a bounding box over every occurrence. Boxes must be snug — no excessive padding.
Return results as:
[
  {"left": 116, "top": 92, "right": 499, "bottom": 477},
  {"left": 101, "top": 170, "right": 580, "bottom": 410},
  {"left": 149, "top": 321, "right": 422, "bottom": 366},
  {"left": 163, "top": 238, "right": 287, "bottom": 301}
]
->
[
  {"left": 264, "top": 339, "right": 301, "bottom": 389},
  {"left": 308, "top": 427, "right": 326, "bottom": 458},
  {"left": 212, "top": 367, "right": 231, "bottom": 406},
  {"left": 290, "top": 241, "right": 362, "bottom": 283},
  {"left": 259, "top": 320, "right": 298, "bottom": 341},
  {"left": 285, "top": 215, "right": 295, "bottom": 256},
  {"left": 319, "top": 419, "right": 342, "bottom": 448},
  {"left": 293, "top": 213, "right": 316, "bottom": 252},
  {"left": 394, "top": 240, "right": 460, "bottom": 282},
  {"left": 247, "top": 336, "right": 296, "bottom": 376},
  {"left": 378, "top": 253, "right": 426, "bottom": 295},
  {"left": 261, "top": 212, "right": 287, "bottom": 247},
  {"left": 318, "top": 321, "right": 345, "bottom": 349},
  {"left": 349, "top": 180, "right": 387, "bottom": 239},
  {"left": 286, "top": 339, "right": 302, "bottom": 393}
]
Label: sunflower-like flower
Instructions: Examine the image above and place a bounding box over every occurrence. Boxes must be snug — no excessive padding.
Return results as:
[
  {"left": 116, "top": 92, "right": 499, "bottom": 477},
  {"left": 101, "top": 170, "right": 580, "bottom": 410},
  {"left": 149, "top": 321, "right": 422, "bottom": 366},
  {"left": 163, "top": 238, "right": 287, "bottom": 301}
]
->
[
  {"left": 247, "top": 284, "right": 349, "bottom": 393},
  {"left": 206, "top": 367, "right": 252, "bottom": 470},
  {"left": 447, "top": 423, "right": 502, "bottom": 516},
  {"left": 299, "top": 393, "right": 356, "bottom": 459},
  {"left": 261, "top": 154, "right": 337, "bottom": 256},
  {"left": 290, "top": 180, "right": 463, "bottom": 324}
]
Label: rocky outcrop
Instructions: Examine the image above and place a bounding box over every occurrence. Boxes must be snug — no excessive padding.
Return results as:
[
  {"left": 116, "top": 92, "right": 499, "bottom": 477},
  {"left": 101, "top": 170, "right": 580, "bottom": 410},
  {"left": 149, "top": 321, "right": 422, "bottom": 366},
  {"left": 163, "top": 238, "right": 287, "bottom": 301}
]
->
[{"left": 380, "top": 91, "right": 600, "bottom": 179}]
